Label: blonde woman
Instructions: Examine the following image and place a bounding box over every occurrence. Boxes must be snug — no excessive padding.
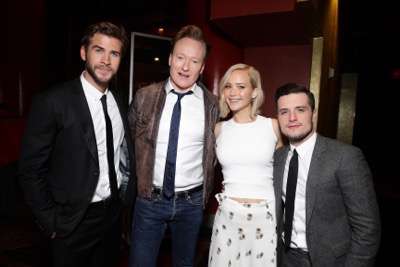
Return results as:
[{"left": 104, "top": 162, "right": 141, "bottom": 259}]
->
[{"left": 209, "top": 63, "right": 282, "bottom": 267}]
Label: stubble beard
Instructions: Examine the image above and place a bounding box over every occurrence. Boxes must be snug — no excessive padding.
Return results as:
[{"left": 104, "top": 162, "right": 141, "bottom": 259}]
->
[
  {"left": 286, "top": 122, "right": 314, "bottom": 144},
  {"left": 85, "top": 63, "right": 114, "bottom": 89}
]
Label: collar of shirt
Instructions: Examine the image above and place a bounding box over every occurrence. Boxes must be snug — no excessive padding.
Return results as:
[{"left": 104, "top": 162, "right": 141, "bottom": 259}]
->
[
  {"left": 80, "top": 72, "right": 110, "bottom": 101},
  {"left": 165, "top": 78, "right": 202, "bottom": 99},
  {"left": 290, "top": 131, "right": 317, "bottom": 168}
]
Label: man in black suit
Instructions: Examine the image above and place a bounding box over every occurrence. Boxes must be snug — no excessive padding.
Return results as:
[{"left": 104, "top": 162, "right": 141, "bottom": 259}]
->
[{"left": 18, "top": 21, "right": 135, "bottom": 267}]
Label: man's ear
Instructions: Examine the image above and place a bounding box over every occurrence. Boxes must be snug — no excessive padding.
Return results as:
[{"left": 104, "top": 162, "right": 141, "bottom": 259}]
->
[
  {"left": 199, "top": 63, "right": 205, "bottom": 75},
  {"left": 168, "top": 53, "right": 172, "bottom": 67},
  {"left": 312, "top": 109, "right": 318, "bottom": 130},
  {"left": 80, "top": 46, "right": 87, "bottom": 61}
]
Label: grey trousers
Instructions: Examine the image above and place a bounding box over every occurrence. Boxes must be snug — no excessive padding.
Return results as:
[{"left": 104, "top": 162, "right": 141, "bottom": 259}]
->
[{"left": 282, "top": 248, "right": 311, "bottom": 267}]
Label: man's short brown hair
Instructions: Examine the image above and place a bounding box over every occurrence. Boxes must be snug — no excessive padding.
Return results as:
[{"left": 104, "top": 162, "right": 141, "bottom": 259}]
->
[
  {"left": 81, "top": 21, "right": 128, "bottom": 55},
  {"left": 171, "top": 25, "right": 208, "bottom": 58}
]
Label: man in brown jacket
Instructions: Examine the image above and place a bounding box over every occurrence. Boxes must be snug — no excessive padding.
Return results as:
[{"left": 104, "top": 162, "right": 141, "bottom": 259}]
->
[{"left": 127, "top": 25, "right": 219, "bottom": 267}]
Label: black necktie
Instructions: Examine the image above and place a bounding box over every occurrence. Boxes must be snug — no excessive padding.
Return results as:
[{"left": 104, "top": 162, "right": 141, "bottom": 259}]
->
[
  {"left": 162, "top": 90, "right": 193, "bottom": 199},
  {"left": 284, "top": 149, "right": 298, "bottom": 250},
  {"left": 100, "top": 95, "right": 119, "bottom": 199}
]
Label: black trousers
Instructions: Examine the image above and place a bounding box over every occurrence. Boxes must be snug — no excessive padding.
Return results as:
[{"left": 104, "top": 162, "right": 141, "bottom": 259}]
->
[{"left": 51, "top": 199, "right": 122, "bottom": 267}]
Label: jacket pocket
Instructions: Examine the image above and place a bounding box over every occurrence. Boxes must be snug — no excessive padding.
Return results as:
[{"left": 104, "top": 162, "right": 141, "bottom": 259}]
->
[{"left": 332, "top": 242, "right": 349, "bottom": 258}]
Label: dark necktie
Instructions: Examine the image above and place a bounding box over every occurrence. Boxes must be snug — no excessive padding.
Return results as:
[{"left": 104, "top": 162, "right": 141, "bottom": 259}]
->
[
  {"left": 162, "top": 90, "right": 193, "bottom": 199},
  {"left": 284, "top": 149, "right": 298, "bottom": 250},
  {"left": 100, "top": 95, "right": 119, "bottom": 199}
]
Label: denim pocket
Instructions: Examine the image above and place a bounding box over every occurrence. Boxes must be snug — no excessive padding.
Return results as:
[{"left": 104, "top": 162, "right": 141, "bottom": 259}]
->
[{"left": 187, "top": 190, "right": 203, "bottom": 206}]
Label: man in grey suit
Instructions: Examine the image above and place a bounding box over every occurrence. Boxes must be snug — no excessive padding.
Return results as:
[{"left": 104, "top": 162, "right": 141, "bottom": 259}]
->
[{"left": 273, "top": 83, "right": 380, "bottom": 267}]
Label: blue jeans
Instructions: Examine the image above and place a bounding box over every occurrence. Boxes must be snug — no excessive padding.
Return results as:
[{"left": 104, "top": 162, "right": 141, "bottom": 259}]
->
[{"left": 129, "top": 188, "right": 203, "bottom": 267}]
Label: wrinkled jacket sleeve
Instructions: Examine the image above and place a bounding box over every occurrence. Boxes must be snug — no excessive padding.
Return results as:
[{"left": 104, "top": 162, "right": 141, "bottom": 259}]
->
[
  {"left": 339, "top": 147, "right": 381, "bottom": 267},
  {"left": 18, "top": 94, "right": 57, "bottom": 236}
]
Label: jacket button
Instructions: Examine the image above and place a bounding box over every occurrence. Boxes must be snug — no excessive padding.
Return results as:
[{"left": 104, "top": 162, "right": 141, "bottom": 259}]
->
[{"left": 93, "top": 171, "right": 99, "bottom": 176}]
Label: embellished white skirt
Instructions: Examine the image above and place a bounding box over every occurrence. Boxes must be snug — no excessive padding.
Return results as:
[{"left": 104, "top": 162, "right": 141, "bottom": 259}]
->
[{"left": 208, "top": 193, "right": 276, "bottom": 267}]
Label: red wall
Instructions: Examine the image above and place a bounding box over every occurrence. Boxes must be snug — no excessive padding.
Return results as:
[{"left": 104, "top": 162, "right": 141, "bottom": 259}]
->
[
  {"left": 187, "top": 0, "right": 244, "bottom": 95},
  {"left": 1, "top": 0, "right": 45, "bottom": 167},
  {"left": 244, "top": 45, "right": 312, "bottom": 117},
  {"left": 0, "top": 119, "right": 25, "bottom": 166}
]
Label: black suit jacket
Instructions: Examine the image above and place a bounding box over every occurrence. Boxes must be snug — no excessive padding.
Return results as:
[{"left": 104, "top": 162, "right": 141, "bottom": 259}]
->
[{"left": 18, "top": 78, "right": 136, "bottom": 237}]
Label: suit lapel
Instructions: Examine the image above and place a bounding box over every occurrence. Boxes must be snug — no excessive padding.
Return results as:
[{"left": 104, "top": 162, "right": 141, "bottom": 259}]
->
[
  {"left": 148, "top": 81, "right": 167, "bottom": 143},
  {"left": 306, "top": 134, "right": 326, "bottom": 225},
  {"left": 71, "top": 79, "right": 99, "bottom": 167},
  {"left": 110, "top": 88, "right": 132, "bottom": 169},
  {"left": 200, "top": 82, "right": 216, "bottom": 141},
  {"left": 111, "top": 89, "right": 127, "bottom": 126},
  {"left": 110, "top": 89, "right": 128, "bottom": 137},
  {"left": 274, "top": 146, "right": 290, "bottom": 226}
]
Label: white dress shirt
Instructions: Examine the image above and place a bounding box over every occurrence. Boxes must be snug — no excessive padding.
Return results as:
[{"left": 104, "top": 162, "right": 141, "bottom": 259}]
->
[
  {"left": 153, "top": 79, "right": 205, "bottom": 191},
  {"left": 282, "top": 132, "right": 317, "bottom": 250},
  {"left": 80, "top": 73, "right": 124, "bottom": 202}
]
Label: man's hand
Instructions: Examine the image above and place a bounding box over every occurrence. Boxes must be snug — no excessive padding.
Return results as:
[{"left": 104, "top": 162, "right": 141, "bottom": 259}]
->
[{"left": 51, "top": 232, "right": 57, "bottom": 239}]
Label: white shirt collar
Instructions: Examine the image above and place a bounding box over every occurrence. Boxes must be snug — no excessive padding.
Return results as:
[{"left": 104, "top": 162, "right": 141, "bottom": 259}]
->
[
  {"left": 80, "top": 72, "right": 109, "bottom": 101},
  {"left": 165, "top": 78, "right": 202, "bottom": 99},
  {"left": 290, "top": 131, "right": 317, "bottom": 160}
]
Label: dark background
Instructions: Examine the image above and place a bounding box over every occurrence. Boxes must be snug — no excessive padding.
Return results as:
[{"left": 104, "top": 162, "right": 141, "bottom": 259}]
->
[{"left": 341, "top": 2, "right": 400, "bottom": 264}]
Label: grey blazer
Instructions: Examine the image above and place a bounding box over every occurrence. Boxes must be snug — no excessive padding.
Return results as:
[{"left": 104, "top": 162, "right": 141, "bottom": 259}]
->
[{"left": 273, "top": 134, "right": 380, "bottom": 267}]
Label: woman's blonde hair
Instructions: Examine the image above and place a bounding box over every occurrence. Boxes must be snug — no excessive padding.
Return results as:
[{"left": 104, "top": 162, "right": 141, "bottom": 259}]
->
[{"left": 218, "top": 63, "right": 264, "bottom": 118}]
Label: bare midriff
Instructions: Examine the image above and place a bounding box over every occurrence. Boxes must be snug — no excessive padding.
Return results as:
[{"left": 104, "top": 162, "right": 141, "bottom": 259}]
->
[{"left": 229, "top": 197, "right": 265, "bottom": 204}]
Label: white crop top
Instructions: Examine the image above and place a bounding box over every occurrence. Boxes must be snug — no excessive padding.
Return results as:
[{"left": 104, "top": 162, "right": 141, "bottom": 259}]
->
[{"left": 216, "top": 116, "right": 277, "bottom": 200}]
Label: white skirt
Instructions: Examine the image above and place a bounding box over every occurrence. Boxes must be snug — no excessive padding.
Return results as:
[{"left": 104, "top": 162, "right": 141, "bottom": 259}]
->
[{"left": 208, "top": 193, "right": 277, "bottom": 267}]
